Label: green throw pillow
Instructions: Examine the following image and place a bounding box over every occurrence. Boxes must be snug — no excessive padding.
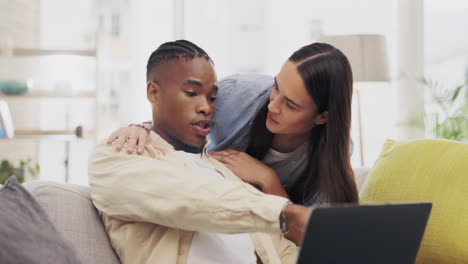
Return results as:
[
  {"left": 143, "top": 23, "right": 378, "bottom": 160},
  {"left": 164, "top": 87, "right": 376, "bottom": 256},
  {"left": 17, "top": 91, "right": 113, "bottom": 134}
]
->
[{"left": 360, "top": 139, "right": 468, "bottom": 264}]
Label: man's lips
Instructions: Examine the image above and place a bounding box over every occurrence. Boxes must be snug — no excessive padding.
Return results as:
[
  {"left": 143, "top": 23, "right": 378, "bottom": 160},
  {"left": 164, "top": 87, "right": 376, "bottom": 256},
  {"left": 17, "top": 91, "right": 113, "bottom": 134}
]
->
[
  {"left": 191, "top": 120, "right": 211, "bottom": 136},
  {"left": 267, "top": 112, "right": 279, "bottom": 124}
]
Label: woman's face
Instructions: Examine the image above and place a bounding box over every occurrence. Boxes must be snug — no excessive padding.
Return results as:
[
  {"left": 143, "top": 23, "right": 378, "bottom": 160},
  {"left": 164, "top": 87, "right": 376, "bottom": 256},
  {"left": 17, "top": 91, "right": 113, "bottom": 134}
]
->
[{"left": 266, "top": 60, "right": 327, "bottom": 137}]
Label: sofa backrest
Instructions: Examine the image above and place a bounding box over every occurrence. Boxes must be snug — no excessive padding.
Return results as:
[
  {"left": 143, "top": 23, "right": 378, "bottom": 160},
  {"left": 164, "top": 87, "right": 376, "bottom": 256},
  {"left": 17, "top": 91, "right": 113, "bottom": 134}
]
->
[{"left": 23, "top": 181, "right": 120, "bottom": 264}]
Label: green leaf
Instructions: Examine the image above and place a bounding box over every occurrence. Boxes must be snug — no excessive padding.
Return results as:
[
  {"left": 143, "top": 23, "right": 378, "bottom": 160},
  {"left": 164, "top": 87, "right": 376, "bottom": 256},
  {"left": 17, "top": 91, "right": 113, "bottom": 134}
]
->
[{"left": 450, "top": 85, "right": 463, "bottom": 103}]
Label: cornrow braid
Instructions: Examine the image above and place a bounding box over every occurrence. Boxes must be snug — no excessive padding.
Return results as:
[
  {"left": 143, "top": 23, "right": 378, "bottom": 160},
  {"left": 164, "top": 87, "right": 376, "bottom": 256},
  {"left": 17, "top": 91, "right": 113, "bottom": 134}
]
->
[{"left": 146, "top": 40, "right": 213, "bottom": 81}]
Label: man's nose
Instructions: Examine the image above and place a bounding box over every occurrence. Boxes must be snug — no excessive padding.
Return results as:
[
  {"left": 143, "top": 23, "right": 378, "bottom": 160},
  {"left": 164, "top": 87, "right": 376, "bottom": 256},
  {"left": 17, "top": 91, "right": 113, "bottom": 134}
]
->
[{"left": 196, "top": 98, "right": 212, "bottom": 116}]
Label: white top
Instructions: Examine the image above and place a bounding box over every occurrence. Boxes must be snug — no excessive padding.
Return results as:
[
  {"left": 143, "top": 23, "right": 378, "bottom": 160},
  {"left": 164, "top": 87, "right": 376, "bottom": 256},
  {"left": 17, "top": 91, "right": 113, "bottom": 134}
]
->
[
  {"left": 261, "top": 141, "right": 310, "bottom": 191},
  {"left": 177, "top": 151, "right": 257, "bottom": 264}
]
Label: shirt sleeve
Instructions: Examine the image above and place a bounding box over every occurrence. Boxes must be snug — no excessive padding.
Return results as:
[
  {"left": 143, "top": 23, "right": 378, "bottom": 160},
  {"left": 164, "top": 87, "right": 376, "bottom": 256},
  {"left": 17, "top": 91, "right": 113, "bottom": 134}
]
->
[
  {"left": 276, "top": 234, "right": 299, "bottom": 263},
  {"left": 88, "top": 142, "right": 289, "bottom": 234},
  {"left": 207, "top": 74, "right": 274, "bottom": 151}
]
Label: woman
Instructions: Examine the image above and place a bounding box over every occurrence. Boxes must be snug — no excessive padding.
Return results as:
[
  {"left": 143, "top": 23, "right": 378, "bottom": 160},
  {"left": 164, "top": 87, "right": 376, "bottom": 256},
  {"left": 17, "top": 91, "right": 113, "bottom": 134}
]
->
[{"left": 108, "top": 43, "right": 359, "bottom": 243}]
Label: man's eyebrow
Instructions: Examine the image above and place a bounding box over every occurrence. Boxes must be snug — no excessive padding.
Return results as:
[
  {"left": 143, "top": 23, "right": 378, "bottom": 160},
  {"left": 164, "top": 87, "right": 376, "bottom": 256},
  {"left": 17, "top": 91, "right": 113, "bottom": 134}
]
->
[
  {"left": 183, "top": 80, "right": 203, "bottom": 87},
  {"left": 274, "top": 77, "right": 303, "bottom": 109},
  {"left": 183, "top": 80, "right": 218, "bottom": 93}
]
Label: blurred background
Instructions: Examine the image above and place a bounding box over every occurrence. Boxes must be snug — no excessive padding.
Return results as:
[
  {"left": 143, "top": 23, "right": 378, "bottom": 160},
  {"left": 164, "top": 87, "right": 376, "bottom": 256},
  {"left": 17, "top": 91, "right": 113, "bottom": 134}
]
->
[{"left": 0, "top": 0, "right": 467, "bottom": 185}]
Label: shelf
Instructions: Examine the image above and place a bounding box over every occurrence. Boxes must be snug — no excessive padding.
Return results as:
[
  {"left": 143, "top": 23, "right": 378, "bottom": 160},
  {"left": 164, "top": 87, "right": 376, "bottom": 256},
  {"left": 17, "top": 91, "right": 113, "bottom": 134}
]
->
[
  {"left": 0, "top": 48, "right": 100, "bottom": 145},
  {"left": 0, "top": 91, "right": 96, "bottom": 99},
  {"left": 1, "top": 134, "right": 77, "bottom": 141},
  {"left": 1, "top": 48, "right": 97, "bottom": 57},
  {"left": 0, "top": 129, "right": 95, "bottom": 141},
  {"left": 15, "top": 130, "right": 77, "bottom": 136}
]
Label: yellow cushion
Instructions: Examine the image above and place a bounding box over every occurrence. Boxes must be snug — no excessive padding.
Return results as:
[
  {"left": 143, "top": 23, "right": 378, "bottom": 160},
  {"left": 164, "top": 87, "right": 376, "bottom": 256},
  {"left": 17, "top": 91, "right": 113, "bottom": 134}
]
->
[{"left": 360, "top": 139, "right": 468, "bottom": 264}]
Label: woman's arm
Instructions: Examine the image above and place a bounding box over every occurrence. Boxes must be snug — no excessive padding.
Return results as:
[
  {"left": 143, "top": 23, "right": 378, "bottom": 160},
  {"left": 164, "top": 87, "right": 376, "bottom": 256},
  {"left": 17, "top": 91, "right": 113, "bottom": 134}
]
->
[
  {"left": 210, "top": 149, "right": 287, "bottom": 196},
  {"left": 210, "top": 149, "right": 307, "bottom": 245}
]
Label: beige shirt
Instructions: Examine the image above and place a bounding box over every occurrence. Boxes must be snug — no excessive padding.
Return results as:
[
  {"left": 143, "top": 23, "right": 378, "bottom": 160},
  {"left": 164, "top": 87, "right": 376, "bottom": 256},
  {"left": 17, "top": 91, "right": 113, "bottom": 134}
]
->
[{"left": 88, "top": 131, "right": 298, "bottom": 264}]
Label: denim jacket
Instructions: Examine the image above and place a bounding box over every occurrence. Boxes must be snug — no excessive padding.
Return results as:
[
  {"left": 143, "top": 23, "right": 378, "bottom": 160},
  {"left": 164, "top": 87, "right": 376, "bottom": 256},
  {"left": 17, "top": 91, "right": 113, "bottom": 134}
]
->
[{"left": 208, "top": 74, "right": 273, "bottom": 152}]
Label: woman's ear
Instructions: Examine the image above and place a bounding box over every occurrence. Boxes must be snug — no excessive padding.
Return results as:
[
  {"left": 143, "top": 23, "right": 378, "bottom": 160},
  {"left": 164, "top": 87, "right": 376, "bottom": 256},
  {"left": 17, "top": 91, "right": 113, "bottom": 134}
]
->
[
  {"left": 316, "top": 111, "right": 328, "bottom": 125},
  {"left": 147, "top": 81, "right": 160, "bottom": 103}
]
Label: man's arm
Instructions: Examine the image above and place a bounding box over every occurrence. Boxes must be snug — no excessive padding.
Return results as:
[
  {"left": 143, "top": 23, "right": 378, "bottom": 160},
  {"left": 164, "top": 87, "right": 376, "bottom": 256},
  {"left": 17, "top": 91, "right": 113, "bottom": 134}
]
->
[{"left": 89, "top": 142, "right": 289, "bottom": 234}]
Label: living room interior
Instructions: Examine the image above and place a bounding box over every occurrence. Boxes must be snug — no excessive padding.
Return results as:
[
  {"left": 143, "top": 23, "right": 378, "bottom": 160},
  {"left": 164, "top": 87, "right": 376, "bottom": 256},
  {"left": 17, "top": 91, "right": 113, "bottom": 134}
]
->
[{"left": 0, "top": 0, "right": 467, "bottom": 263}]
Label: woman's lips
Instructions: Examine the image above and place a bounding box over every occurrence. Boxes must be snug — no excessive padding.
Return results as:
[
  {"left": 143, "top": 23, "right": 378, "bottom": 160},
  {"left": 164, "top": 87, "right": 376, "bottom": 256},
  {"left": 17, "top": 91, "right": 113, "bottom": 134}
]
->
[{"left": 267, "top": 112, "right": 279, "bottom": 124}]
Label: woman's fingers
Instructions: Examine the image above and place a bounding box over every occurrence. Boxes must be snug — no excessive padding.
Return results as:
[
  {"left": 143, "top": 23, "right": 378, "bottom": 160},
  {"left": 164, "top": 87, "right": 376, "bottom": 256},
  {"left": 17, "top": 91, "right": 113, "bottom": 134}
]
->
[
  {"left": 210, "top": 152, "right": 227, "bottom": 162},
  {"left": 210, "top": 151, "right": 229, "bottom": 159},
  {"left": 212, "top": 153, "right": 239, "bottom": 166},
  {"left": 210, "top": 149, "right": 238, "bottom": 158},
  {"left": 222, "top": 149, "right": 238, "bottom": 155},
  {"left": 126, "top": 138, "right": 138, "bottom": 153},
  {"left": 107, "top": 131, "right": 118, "bottom": 144},
  {"left": 115, "top": 131, "right": 128, "bottom": 151},
  {"left": 137, "top": 133, "right": 149, "bottom": 154},
  {"left": 126, "top": 127, "right": 144, "bottom": 153}
]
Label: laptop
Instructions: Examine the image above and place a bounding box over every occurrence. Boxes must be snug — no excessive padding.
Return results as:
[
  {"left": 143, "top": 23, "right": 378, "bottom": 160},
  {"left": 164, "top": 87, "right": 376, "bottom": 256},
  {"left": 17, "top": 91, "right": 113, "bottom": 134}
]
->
[{"left": 297, "top": 202, "right": 432, "bottom": 264}]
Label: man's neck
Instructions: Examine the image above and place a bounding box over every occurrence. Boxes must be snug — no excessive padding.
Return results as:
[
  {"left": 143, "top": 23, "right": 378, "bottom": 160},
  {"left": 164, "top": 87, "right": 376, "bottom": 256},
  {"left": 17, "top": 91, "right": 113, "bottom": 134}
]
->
[{"left": 151, "top": 126, "right": 202, "bottom": 154}]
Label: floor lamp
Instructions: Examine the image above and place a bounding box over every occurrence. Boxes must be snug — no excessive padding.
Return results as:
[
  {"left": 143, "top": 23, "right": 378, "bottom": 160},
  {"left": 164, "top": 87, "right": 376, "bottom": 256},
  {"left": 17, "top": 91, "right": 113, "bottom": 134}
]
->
[{"left": 319, "top": 34, "right": 390, "bottom": 166}]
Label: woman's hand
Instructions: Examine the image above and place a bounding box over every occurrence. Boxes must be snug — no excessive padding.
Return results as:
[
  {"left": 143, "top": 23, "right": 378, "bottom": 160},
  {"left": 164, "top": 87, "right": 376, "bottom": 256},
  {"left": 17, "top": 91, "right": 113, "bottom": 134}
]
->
[
  {"left": 211, "top": 149, "right": 306, "bottom": 245},
  {"left": 210, "top": 149, "right": 288, "bottom": 198},
  {"left": 107, "top": 125, "right": 151, "bottom": 154}
]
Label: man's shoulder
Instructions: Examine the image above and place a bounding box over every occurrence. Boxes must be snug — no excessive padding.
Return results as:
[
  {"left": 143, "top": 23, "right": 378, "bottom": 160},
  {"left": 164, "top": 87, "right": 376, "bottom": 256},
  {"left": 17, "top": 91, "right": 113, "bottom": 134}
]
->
[
  {"left": 90, "top": 140, "right": 125, "bottom": 158},
  {"left": 90, "top": 140, "right": 165, "bottom": 162}
]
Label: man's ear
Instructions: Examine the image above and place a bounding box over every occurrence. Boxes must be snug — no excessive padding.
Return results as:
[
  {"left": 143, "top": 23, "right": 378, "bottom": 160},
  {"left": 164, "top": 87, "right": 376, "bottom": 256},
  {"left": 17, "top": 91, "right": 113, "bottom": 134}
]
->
[
  {"left": 316, "top": 110, "right": 328, "bottom": 125},
  {"left": 147, "top": 81, "right": 160, "bottom": 103}
]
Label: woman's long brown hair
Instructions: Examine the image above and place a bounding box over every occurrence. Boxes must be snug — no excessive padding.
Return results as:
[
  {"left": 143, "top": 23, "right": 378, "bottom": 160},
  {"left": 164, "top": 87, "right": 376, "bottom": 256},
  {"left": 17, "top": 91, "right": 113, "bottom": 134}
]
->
[{"left": 245, "top": 43, "right": 359, "bottom": 204}]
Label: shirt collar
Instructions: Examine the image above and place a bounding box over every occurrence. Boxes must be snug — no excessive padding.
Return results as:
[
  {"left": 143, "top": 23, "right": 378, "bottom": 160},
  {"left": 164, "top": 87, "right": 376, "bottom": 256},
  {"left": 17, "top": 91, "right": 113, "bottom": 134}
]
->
[{"left": 149, "top": 131, "right": 212, "bottom": 153}]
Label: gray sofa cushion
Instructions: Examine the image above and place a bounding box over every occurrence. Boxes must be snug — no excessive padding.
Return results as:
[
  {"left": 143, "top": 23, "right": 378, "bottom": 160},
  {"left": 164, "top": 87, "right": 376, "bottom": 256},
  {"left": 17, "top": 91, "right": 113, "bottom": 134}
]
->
[
  {"left": 0, "top": 177, "right": 82, "bottom": 264},
  {"left": 23, "top": 180, "right": 120, "bottom": 264}
]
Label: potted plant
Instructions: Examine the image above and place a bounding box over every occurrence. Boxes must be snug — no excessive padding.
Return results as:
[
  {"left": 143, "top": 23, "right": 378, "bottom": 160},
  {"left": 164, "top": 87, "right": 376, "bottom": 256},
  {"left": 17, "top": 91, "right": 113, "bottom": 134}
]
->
[
  {"left": 0, "top": 158, "right": 40, "bottom": 184},
  {"left": 398, "top": 77, "right": 467, "bottom": 141}
]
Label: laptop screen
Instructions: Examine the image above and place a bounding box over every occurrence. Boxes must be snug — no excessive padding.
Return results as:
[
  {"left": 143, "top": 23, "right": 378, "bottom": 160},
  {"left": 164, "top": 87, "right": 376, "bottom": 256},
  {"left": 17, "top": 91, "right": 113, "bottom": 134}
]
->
[{"left": 297, "top": 203, "right": 431, "bottom": 264}]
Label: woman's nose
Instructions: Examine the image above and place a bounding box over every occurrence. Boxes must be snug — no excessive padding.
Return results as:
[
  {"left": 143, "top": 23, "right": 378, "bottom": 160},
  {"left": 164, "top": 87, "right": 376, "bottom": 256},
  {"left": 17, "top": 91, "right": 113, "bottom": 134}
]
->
[{"left": 268, "top": 96, "right": 280, "bottom": 114}]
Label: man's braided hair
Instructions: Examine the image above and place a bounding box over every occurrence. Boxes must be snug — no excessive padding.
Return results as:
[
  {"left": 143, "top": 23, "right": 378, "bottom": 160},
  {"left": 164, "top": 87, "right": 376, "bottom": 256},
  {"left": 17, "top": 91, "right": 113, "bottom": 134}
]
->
[{"left": 146, "top": 40, "right": 213, "bottom": 81}]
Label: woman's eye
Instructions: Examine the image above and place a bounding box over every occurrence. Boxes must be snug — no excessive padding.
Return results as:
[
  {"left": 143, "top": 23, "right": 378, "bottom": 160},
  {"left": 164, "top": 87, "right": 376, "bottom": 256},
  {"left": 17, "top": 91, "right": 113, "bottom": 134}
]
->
[
  {"left": 286, "top": 103, "right": 297, "bottom": 111},
  {"left": 185, "top": 91, "right": 197, "bottom": 97},
  {"left": 210, "top": 97, "right": 217, "bottom": 102}
]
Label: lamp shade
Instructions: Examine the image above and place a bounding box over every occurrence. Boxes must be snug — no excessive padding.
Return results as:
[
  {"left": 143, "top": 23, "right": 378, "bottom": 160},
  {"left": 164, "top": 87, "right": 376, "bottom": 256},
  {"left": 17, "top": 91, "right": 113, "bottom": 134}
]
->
[{"left": 319, "top": 34, "right": 390, "bottom": 82}]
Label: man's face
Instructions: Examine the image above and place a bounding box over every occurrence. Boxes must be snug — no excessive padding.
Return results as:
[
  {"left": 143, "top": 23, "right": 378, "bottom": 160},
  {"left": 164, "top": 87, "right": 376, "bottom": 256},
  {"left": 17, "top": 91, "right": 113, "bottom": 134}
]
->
[{"left": 150, "top": 57, "right": 218, "bottom": 151}]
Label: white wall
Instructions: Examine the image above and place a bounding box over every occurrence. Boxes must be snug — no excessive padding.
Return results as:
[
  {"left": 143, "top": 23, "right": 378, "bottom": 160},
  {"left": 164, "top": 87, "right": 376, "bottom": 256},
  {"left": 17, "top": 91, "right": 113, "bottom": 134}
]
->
[{"left": 123, "top": 0, "right": 175, "bottom": 124}]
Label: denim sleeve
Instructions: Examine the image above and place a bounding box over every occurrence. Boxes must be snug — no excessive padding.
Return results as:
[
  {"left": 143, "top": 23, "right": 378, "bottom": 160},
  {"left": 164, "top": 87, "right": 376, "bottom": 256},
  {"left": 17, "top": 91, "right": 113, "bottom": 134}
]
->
[{"left": 207, "top": 74, "right": 274, "bottom": 151}]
